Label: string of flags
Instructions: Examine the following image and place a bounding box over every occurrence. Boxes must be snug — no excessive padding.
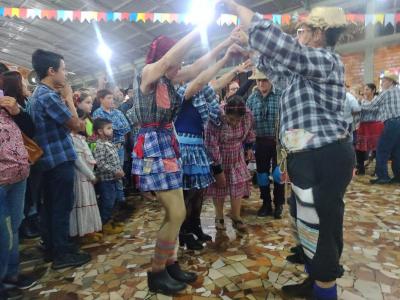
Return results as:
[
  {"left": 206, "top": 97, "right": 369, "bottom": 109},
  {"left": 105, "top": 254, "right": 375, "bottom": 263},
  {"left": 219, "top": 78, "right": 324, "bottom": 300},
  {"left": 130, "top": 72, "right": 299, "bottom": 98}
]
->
[{"left": 1, "top": 7, "right": 400, "bottom": 27}]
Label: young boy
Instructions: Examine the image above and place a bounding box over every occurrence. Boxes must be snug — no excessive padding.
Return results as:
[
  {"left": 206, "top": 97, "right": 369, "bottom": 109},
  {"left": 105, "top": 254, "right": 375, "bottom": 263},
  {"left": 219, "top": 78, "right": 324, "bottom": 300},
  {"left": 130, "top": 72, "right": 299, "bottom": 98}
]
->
[
  {"left": 93, "top": 89, "right": 130, "bottom": 204},
  {"left": 93, "top": 118, "right": 125, "bottom": 234}
]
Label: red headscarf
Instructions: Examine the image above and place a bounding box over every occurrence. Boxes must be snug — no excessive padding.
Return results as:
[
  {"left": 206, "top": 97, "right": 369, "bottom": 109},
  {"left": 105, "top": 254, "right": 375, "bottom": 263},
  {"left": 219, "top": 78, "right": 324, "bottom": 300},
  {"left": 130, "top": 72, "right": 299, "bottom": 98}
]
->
[{"left": 146, "top": 36, "right": 177, "bottom": 65}]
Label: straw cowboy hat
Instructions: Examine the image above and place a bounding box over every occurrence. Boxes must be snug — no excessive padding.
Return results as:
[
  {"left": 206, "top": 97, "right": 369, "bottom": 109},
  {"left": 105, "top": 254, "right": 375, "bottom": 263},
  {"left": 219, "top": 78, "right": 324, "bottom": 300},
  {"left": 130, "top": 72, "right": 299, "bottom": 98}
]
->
[
  {"left": 301, "top": 7, "right": 347, "bottom": 29},
  {"left": 249, "top": 69, "right": 268, "bottom": 80},
  {"left": 381, "top": 70, "right": 399, "bottom": 84}
]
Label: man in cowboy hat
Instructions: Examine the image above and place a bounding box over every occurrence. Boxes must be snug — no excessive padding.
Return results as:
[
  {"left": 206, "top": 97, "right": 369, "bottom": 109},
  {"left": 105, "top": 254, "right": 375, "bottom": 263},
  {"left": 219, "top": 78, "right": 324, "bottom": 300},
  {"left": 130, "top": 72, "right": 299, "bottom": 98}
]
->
[
  {"left": 246, "top": 69, "right": 284, "bottom": 219},
  {"left": 368, "top": 70, "right": 400, "bottom": 184},
  {"left": 218, "top": 1, "right": 354, "bottom": 299}
]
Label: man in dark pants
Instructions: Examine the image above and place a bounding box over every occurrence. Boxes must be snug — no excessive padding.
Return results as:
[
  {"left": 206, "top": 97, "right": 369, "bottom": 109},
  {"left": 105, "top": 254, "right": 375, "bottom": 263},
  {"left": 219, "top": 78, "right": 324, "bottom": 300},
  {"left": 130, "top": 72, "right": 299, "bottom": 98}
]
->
[
  {"left": 368, "top": 71, "right": 400, "bottom": 184},
  {"left": 246, "top": 70, "right": 284, "bottom": 219},
  {"left": 220, "top": 1, "right": 354, "bottom": 299},
  {"left": 30, "top": 49, "right": 91, "bottom": 270}
]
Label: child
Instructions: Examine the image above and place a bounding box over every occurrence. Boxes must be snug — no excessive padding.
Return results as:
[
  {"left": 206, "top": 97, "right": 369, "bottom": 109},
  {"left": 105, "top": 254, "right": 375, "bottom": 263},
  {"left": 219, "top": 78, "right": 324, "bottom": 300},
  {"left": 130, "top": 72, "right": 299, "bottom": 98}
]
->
[
  {"left": 93, "top": 118, "right": 125, "bottom": 234},
  {"left": 205, "top": 95, "right": 255, "bottom": 232},
  {"left": 70, "top": 114, "right": 102, "bottom": 242},
  {"left": 93, "top": 89, "right": 130, "bottom": 203},
  {"left": 75, "top": 91, "right": 96, "bottom": 151}
]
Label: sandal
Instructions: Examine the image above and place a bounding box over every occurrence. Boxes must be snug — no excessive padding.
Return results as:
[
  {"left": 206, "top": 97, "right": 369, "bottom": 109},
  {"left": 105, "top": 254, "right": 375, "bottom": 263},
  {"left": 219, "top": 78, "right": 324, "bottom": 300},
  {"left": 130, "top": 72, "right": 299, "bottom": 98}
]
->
[
  {"left": 231, "top": 218, "right": 247, "bottom": 233},
  {"left": 215, "top": 218, "right": 225, "bottom": 231}
]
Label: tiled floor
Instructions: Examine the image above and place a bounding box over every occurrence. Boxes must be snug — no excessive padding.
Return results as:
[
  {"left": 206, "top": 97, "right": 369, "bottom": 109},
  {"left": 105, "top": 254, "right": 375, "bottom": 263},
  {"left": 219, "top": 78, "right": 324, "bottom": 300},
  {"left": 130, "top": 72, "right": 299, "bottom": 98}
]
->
[{"left": 21, "top": 174, "right": 400, "bottom": 300}]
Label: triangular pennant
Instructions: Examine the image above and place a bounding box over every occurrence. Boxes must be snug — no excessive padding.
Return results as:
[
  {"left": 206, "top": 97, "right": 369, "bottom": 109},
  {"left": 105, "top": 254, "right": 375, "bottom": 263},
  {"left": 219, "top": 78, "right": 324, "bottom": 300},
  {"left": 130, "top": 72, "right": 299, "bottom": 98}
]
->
[
  {"left": 373, "top": 14, "right": 384, "bottom": 24},
  {"left": 98, "top": 12, "right": 106, "bottom": 22},
  {"left": 272, "top": 14, "right": 281, "bottom": 24},
  {"left": 365, "top": 14, "right": 373, "bottom": 26},
  {"left": 281, "top": 14, "right": 291, "bottom": 25},
  {"left": 4, "top": 7, "right": 12, "bottom": 17},
  {"left": 385, "top": 13, "right": 395, "bottom": 26},
  {"left": 11, "top": 7, "right": 20, "bottom": 17},
  {"left": 129, "top": 12, "right": 137, "bottom": 22}
]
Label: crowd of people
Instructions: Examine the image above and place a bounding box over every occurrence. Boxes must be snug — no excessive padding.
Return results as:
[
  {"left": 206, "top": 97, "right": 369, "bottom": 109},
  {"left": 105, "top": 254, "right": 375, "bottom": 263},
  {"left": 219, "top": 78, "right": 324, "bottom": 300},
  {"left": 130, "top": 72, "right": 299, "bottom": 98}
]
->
[{"left": 1, "top": 0, "right": 400, "bottom": 299}]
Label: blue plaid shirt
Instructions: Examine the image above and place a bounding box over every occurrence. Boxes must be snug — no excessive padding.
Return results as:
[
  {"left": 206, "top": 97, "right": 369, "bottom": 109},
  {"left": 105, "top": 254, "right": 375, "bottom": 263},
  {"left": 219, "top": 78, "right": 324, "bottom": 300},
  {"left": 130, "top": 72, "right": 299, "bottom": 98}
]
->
[
  {"left": 246, "top": 88, "right": 280, "bottom": 137},
  {"left": 93, "top": 107, "right": 131, "bottom": 144},
  {"left": 29, "top": 84, "right": 76, "bottom": 170},
  {"left": 249, "top": 13, "right": 348, "bottom": 150}
]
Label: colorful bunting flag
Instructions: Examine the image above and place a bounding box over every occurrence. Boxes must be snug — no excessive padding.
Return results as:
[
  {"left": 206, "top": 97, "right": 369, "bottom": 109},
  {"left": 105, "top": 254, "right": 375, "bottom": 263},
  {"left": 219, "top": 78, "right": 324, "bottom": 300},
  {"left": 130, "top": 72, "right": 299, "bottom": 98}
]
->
[{"left": 0, "top": 6, "right": 399, "bottom": 28}]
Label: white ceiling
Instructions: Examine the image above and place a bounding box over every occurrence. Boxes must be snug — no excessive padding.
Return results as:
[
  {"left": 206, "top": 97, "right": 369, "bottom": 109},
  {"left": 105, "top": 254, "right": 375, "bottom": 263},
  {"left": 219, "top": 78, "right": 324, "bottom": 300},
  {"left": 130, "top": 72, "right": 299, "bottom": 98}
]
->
[{"left": 0, "top": 0, "right": 398, "bottom": 85}]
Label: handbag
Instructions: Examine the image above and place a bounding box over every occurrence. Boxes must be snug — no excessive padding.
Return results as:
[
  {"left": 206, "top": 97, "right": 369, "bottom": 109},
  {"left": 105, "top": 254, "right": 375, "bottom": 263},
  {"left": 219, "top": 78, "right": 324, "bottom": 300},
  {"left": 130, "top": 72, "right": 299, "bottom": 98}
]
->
[{"left": 21, "top": 132, "right": 43, "bottom": 164}]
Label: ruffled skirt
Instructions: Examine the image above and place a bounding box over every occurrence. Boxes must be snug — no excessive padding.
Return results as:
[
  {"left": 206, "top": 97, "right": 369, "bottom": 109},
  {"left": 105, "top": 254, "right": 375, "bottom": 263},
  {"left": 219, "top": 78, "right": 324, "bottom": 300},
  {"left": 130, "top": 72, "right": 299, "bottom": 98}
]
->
[{"left": 178, "top": 134, "right": 214, "bottom": 190}]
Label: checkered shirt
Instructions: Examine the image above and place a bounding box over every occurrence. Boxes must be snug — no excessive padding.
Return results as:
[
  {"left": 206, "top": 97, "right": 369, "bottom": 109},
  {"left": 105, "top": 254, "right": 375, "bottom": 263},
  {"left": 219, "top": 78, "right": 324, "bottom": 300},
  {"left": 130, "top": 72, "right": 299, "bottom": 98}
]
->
[
  {"left": 131, "top": 74, "right": 181, "bottom": 125},
  {"left": 29, "top": 84, "right": 76, "bottom": 170},
  {"left": 365, "top": 87, "right": 400, "bottom": 122},
  {"left": 246, "top": 89, "right": 280, "bottom": 137},
  {"left": 92, "top": 107, "right": 130, "bottom": 144},
  {"left": 360, "top": 98, "right": 381, "bottom": 122},
  {"left": 249, "top": 13, "right": 348, "bottom": 150},
  {"left": 94, "top": 139, "right": 121, "bottom": 181},
  {"left": 176, "top": 84, "right": 221, "bottom": 127}
]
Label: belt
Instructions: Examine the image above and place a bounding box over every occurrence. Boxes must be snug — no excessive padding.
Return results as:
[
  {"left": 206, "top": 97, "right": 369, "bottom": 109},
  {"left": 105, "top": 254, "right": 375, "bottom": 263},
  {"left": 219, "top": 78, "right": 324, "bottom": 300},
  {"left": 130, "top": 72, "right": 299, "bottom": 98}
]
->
[{"left": 287, "top": 137, "right": 351, "bottom": 156}]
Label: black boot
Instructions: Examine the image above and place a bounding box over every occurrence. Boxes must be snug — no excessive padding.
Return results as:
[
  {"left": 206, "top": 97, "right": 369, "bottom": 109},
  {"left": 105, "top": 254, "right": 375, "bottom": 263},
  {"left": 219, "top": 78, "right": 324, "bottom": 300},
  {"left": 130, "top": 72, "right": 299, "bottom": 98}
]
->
[
  {"left": 179, "top": 233, "right": 204, "bottom": 250},
  {"left": 147, "top": 269, "right": 187, "bottom": 295},
  {"left": 257, "top": 201, "right": 273, "bottom": 217},
  {"left": 190, "top": 219, "right": 212, "bottom": 242},
  {"left": 282, "top": 276, "right": 314, "bottom": 298},
  {"left": 274, "top": 205, "right": 283, "bottom": 219},
  {"left": 166, "top": 262, "right": 197, "bottom": 283}
]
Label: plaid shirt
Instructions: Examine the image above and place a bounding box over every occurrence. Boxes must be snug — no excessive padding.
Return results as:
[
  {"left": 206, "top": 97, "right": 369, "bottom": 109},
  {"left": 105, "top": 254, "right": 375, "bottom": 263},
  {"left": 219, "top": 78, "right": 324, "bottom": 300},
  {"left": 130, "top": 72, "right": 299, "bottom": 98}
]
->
[
  {"left": 94, "top": 139, "right": 121, "bottom": 181},
  {"left": 246, "top": 88, "right": 280, "bottom": 137},
  {"left": 249, "top": 13, "right": 348, "bottom": 151},
  {"left": 29, "top": 84, "right": 76, "bottom": 170},
  {"left": 92, "top": 107, "right": 130, "bottom": 144},
  {"left": 176, "top": 84, "right": 221, "bottom": 130},
  {"left": 365, "top": 86, "right": 400, "bottom": 121},
  {"left": 131, "top": 74, "right": 182, "bottom": 125}
]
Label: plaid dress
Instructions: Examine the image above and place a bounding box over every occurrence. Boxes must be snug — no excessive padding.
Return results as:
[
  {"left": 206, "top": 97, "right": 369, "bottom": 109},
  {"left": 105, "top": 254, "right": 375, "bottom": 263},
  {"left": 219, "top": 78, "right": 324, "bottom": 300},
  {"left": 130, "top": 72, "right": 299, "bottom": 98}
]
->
[
  {"left": 205, "top": 109, "right": 256, "bottom": 200},
  {"left": 131, "top": 74, "right": 183, "bottom": 192}
]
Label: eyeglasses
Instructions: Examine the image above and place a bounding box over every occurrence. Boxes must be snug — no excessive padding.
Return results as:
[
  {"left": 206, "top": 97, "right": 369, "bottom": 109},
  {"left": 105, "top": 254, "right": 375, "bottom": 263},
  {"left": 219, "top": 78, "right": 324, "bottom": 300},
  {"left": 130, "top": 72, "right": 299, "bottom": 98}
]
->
[{"left": 296, "top": 28, "right": 311, "bottom": 37}]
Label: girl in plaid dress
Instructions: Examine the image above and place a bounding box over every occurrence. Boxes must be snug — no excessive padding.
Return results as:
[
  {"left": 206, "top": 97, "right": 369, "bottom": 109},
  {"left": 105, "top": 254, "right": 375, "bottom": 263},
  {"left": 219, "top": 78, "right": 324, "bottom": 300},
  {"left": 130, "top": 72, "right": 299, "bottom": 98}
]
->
[
  {"left": 205, "top": 95, "right": 255, "bottom": 232},
  {"left": 131, "top": 31, "right": 243, "bottom": 295}
]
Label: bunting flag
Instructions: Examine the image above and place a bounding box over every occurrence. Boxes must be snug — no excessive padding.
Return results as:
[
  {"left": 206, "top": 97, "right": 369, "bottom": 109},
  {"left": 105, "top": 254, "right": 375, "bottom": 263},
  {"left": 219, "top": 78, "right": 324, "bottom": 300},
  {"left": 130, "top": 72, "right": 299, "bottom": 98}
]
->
[{"left": 0, "top": 7, "right": 400, "bottom": 27}]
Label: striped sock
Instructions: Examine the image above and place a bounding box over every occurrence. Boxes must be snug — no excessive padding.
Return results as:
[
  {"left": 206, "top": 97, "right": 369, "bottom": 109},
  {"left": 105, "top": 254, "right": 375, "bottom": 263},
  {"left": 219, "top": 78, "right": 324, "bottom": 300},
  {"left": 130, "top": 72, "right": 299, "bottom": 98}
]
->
[
  {"left": 166, "top": 239, "right": 179, "bottom": 266},
  {"left": 152, "top": 239, "right": 176, "bottom": 272}
]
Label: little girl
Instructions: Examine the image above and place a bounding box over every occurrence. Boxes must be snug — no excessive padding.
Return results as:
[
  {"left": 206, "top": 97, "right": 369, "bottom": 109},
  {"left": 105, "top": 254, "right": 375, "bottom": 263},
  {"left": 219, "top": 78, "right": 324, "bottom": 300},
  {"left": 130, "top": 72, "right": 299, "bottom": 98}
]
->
[
  {"left": 205, "top": 95, "right": 255, "bottom": 232},
  {"left": 75, "top": 92, "right": 96, "bottom": 151},
  {"left": 70, "top": 110, "right": 103, "bottom": 243}
]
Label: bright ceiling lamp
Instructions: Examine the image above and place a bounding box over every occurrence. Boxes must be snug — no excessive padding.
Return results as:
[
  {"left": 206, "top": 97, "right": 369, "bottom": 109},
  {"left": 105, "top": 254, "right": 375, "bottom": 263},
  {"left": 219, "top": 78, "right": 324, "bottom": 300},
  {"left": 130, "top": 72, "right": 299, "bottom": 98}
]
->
[
  {"left": 189, "top": 0, "right": 216, "bottom": 28},
  {"left": 97, "top": 42, "right": 112, "bottom": 61}
]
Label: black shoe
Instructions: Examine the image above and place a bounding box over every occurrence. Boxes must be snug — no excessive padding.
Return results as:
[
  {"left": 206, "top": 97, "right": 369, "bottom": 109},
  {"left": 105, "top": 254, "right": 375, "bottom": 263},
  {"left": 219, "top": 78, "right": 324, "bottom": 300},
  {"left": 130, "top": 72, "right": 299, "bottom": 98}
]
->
[
  {"left": 286, "top": 252, "right": 305, "bottom": 264},
  {"left": 147, "top": 269, "right": 187, "bottom": 295},
  {"left": 3, "top": 274, "right": 38, "bottom": 290},
  {"left": 52, "top": 251, "right": 91, "bottom": 270},
  {"left": 370, "top": 178, "right": 391, "bottom": 184},
  {"left": 390, "top": 177, "right": 400, "bottom": 184},
  {"left": 190, "top": 219, "right": 212, "bottom": 242},
  {"left": 0, "top": 288, "right": 23, "bottom": 300},
  {"left": 282, "top": 276, "right": 314, "bottom": 298},
  {"left": 274, "top": 205, "right": 283, "bottom": 219},
  {"left": 257, "top": 203, "right": 273, "bottom": 217},
  {"left": 355, "top": 169, "right": 365, "bottom": 176},
  {"left": 19, "top": 217, "right": 40, "bottom": 239},
  {"left": 179, "top": 234, "right": 204, "bottom": 250},
  {"left": 290, "top": 245, "right": 302, "bottom": 254},
  {"left": 166, "top": 262, "right": 197, "bottom": 283}
]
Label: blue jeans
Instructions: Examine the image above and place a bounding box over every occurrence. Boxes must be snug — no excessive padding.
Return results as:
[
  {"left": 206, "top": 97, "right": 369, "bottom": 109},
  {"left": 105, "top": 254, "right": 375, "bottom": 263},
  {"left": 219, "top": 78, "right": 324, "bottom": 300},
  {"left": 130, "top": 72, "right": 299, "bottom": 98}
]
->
[
  {"left": 116, "top": 146, "right": 125, "bottom": 202},
  {"left": 40, "top": 161, "right": 75, "bottom": 257},
  {"left": 97, "top": 180, "right": 117, "bottom": 224},
  {"left": 0, "top": 179, "right": 27, "bottom": 285},
  {"left": 376, "top": 118, "right": 400, "bottom": 180}
]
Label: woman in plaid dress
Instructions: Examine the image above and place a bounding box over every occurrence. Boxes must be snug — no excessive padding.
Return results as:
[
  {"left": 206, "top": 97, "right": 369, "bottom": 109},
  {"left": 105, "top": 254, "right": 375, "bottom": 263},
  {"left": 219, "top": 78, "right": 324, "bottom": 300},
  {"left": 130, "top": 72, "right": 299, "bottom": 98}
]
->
[{"left": 205, "top": 95, "right": 255, "bottom": 232}]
